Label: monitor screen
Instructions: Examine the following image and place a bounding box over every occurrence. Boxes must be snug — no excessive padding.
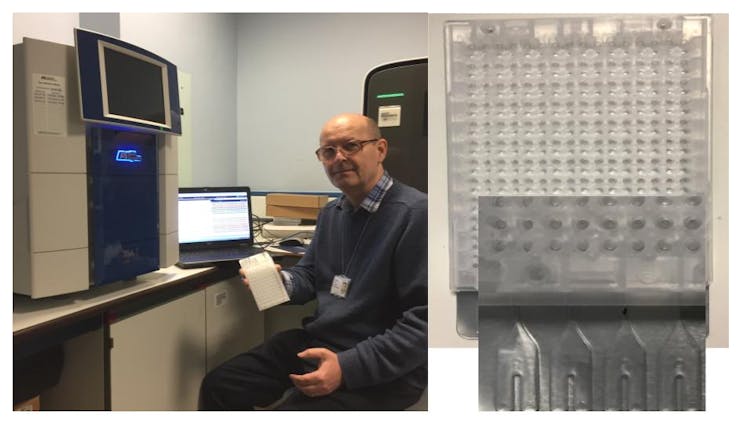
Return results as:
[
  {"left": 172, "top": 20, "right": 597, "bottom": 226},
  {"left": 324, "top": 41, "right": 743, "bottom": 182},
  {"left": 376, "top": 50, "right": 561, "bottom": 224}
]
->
[
  {"left": 101, "top": 43, "right": 169, "bottom": 127},
  {"left": 178, "top": 189, "right": 252, "bottom": 244},
  {"left": 75, "top": 28, "right": 182, "bottom": 135}
]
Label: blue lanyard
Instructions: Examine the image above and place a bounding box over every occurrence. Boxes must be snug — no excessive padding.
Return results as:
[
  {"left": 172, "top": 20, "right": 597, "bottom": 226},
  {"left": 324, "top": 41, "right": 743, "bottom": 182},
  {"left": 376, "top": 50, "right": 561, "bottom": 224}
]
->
[{"left": 340, "top": 211, "right": 374, "bottom": 277}]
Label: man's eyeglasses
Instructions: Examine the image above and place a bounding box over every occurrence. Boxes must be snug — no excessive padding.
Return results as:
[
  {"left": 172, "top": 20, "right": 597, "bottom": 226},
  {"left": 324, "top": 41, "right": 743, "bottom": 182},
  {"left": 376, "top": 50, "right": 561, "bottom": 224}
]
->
[{"left": 315, "top": 139, "right": 379, "bottom": 162}]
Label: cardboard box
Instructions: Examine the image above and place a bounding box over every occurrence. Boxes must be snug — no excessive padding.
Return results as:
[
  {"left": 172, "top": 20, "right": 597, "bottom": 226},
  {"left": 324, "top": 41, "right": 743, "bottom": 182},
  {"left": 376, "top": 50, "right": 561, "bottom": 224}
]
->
[
  {"left": 266, "top": 194, "right": 329, "bottom": 221},
  {"left": 14, "top": 395, "right": 40, "bottom": 411}
]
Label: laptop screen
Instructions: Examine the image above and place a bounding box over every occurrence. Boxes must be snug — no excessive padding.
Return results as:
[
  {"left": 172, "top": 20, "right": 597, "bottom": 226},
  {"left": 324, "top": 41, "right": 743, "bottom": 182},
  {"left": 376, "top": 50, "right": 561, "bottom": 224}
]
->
[{"left": 178, "top": 187, "right": 252, "bottom": 245}]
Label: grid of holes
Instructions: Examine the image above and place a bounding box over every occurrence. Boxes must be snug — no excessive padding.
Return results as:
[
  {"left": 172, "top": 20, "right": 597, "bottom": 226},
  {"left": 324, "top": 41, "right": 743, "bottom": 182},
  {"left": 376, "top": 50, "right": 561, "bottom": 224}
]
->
[
  {"left": 479, "top": 196, "right": 705, "bottom": 258},
  {"left": 445, "top": 18, "right": 709, "bottom": 290}
]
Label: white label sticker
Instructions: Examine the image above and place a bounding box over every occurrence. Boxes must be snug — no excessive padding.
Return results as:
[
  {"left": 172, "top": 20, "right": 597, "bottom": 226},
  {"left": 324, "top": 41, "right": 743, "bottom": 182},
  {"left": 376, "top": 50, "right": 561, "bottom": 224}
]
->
[
  {"left": 378, "top": 105, "right": 401, "bottom": 128},
  {"left": 31, "top": 73, "right": 67, "bottom": 136},
  {"left": 330, "top": 274, "right": 351, "bottom": 298}
]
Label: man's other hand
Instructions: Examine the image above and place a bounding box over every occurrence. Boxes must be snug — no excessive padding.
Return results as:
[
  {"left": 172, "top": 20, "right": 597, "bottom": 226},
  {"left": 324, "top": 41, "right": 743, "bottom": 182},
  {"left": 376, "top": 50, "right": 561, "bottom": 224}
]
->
[{"left": 288, "top": 348, "right": 343, "bottom": 397}]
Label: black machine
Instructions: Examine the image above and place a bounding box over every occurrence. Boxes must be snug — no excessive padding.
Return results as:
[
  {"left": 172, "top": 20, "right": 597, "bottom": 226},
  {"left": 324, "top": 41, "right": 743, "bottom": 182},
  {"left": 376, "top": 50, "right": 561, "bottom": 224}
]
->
[{"left": 363, "top": 58, "right": 428, "bottom": 193}]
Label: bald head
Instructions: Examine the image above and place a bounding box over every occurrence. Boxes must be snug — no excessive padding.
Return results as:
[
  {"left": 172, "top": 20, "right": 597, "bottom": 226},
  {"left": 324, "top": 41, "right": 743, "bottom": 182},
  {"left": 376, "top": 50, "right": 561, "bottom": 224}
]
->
[{"left": 319, "top": 113, "right": 381, "bottom": 143}]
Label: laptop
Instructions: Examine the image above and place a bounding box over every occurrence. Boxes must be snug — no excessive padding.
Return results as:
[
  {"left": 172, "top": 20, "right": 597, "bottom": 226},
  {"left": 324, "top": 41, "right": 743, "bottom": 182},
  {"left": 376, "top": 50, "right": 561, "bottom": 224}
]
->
[{"left": 176, "top": 187, "right": 262, "bottom": 268}]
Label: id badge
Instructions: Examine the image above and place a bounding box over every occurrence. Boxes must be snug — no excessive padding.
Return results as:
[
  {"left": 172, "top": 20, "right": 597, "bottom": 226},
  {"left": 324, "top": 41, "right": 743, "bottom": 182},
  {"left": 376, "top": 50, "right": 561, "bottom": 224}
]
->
[{"left": 330, "top": 274, "right": 351, "bottom": 298}]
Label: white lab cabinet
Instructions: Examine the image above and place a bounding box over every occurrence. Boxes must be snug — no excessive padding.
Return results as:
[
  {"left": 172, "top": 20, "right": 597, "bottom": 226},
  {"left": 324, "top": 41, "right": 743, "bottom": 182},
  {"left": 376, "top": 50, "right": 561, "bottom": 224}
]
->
[
  {"left": 108, "top": 277, "right": 262, "bottom": 410},
  {"left": 205, "top": 278, "right": 265, "bottom": 371},
  {"left": 110, "top": 290, "right": 206, "bottom": 410}
]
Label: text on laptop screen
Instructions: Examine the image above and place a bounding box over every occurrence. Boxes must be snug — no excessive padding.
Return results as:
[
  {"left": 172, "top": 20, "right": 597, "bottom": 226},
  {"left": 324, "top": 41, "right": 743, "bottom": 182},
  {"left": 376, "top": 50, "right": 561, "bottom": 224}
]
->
[{"left": 178, "top": 191, "right": 250, "bottom": 243}]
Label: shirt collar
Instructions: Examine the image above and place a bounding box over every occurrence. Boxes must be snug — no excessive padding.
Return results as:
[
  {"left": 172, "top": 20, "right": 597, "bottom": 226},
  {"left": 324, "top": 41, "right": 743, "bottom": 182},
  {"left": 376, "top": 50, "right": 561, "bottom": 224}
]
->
[{"left": 336, "top": 171, "right": 394, "bottom": 213}]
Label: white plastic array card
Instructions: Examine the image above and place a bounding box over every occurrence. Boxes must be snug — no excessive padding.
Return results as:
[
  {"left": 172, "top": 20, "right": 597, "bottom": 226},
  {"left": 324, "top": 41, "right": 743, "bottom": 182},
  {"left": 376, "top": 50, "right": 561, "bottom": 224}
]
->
[
  {"left": 239, "top": 252, "right": 290, "bottom": 311},
  {"left": 444, "top": 15, "right": 712, "bottom": 410},
  {"left": 445, "top": 16, "right": 711, "bottom": 292}
]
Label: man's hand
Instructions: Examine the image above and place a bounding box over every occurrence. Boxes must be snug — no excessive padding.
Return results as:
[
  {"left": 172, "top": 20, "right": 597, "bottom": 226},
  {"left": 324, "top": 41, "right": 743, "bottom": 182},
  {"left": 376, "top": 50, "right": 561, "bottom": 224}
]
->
[
  {"left": 289, "top": 348, "right": 343, "bottom": 397},
  {"left": 239, "top": 264, "right": 281, "bottom": 288}
]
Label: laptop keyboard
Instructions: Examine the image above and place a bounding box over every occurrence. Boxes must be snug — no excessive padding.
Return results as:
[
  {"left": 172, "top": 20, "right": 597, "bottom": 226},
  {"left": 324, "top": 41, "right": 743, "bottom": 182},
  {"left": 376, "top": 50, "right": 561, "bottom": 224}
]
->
[{"left": 180, "top": 247, "right": 253, "bottom": 263}]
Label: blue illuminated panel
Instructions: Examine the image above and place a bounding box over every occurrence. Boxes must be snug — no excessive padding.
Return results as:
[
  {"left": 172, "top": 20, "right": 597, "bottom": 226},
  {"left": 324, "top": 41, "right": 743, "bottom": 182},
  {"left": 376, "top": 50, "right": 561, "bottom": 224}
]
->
[{"left": 88, "top": 127, "right": 159, "bottom": 286}]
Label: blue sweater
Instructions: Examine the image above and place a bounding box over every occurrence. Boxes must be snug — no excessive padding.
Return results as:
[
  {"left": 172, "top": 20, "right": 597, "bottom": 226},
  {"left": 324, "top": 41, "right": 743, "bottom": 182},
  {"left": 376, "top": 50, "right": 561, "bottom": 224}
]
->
[{"left": 284, "top": 181, "right": 428, "bottom": 390}]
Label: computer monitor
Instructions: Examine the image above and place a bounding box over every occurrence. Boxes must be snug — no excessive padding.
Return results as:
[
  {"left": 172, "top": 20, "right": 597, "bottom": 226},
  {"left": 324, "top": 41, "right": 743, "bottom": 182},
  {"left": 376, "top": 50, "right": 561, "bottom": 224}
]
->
[
  {"left": 178, "top": 187, "right": 253, "bottom": 246},
  {"left": 74, "top": 28, "right": 182, "bottom": 135}
]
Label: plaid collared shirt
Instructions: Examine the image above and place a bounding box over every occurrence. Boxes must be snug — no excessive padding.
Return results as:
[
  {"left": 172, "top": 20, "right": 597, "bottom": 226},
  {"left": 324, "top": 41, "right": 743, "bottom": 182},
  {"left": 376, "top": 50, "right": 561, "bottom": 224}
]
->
[
  {"left": 336, "top": 171, "right": 394, "bottom": 213},
  {"left": 360, "top": 171, "right": 394, "bottom": 212}
]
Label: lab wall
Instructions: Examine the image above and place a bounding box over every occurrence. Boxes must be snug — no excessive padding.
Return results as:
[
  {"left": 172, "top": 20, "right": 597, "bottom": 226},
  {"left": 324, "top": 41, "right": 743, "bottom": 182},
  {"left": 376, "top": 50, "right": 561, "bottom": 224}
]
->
[
  {"left": 12, "top": 13, "right": 78, "bottom": 45},
  {"left": 120, "top": 13, "right": 239, "bottom": 187},
  {"left": 235, "top": 13, "right": 428, "bottom": 193}
]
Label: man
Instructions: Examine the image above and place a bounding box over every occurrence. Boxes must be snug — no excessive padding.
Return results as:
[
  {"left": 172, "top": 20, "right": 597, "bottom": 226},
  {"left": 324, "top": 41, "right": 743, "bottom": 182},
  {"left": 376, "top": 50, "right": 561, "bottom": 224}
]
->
[{"left": 199, "top": 113, "right": 427, "bottom": 410}]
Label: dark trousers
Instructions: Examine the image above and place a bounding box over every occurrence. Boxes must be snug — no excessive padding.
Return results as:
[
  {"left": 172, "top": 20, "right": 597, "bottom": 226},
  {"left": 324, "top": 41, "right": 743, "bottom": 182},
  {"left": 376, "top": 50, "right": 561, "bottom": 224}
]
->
[{"left": 199, "top": 329, "right": 424, "bottom": 410}]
